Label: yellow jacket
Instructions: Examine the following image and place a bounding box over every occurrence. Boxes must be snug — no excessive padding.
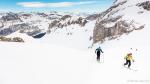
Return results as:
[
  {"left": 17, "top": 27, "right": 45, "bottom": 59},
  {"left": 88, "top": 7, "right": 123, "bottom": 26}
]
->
[{"left": 125, "top": 54, "right": 134, "bottom": 61}]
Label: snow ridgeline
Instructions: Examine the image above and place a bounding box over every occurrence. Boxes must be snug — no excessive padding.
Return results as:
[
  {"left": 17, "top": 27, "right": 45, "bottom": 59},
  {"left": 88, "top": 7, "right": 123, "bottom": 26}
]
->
[
  {"left": 93, "top": 0, "right": 150, "bottom": 43},
  {"left": 0, "top": 12, "right": 92, "bottom": 44},
  {"left": 1, "top": 0, "right": 150, "bottom": 50}
]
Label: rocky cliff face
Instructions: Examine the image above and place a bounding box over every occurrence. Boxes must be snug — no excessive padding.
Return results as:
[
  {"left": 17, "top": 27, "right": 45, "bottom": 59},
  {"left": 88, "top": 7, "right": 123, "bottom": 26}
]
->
[
  {"left": 0, "top": 12, "right": 90, "bottom": 42},
  {"left": 86, "top": 14, "right": 100, "bottom": 21},
  {"left": 48, "top": 15, "right": 88, "bottom": 33},
  {"left": 1, "top": 12, "right": 22, "bottom": 22},
  {"left": 137, "top": 1, "right": 150, "bottom": 11},
  {"left": 93, "top": 0, "right": 146, "bottom": 43},
  {"left": 0, "top": 23, "right": 41, "bottom": 36}
]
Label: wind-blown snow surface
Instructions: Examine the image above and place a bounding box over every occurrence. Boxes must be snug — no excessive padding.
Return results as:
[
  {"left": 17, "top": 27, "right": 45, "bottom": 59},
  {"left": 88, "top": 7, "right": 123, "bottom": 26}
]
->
[{"left": 0, "top": 23, "right": 150, "bottom": 84}]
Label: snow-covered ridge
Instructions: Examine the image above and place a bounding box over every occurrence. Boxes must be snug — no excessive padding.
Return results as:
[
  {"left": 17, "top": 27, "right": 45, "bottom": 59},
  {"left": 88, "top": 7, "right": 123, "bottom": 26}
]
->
[
  {"left": 93, "top": 0, "right": 150, "bottom": 43},
  {"left": 0, "top": 12, "right": 92, "bottom": 39},
  {"left": 1, "top": 0, "right": 150, "bottom": 49},
  {"left": 0, "top": 12, "right": 97, "bottom": 49}
]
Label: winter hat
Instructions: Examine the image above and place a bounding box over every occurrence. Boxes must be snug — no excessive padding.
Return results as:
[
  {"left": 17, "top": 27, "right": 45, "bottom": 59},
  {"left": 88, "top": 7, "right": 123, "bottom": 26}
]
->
[{"left": 128, "top": 53, "right": 132, "bottom": 55}]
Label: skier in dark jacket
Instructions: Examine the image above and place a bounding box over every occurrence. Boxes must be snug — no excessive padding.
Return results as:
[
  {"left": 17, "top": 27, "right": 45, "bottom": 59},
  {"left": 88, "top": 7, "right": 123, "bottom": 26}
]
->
[{"left": 95, "top": 46, "right": 104, "bottom": 61}]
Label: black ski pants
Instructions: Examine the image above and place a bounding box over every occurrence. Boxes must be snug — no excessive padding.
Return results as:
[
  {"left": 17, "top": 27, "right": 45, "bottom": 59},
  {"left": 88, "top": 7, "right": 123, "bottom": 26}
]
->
[{"left": 124, "top": 59, "right": 131, "bottom": 68}]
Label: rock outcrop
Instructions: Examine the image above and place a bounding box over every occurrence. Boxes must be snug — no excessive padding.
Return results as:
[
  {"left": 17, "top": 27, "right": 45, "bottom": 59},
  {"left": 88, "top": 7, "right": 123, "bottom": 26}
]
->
[
  {"left": 48, "top": 15, "right": 88, "bottom": 33},
  {"left": 86, "top": 14, "right": 100, "bottom": 21},
  {"left": 137, "top": 1, "right": 150, "bottom": 11},
  {"left": 0, "top": 23, "right": 42, "bottom": 37},
  {"left": 0, "top": 36, "right": 24, "bottom": 42},
  {"left": 93, "top": 0, "right": 145, "bottom": 43},
  {"left": 1, "top": 12, "right": 22, "bottom": 22}
]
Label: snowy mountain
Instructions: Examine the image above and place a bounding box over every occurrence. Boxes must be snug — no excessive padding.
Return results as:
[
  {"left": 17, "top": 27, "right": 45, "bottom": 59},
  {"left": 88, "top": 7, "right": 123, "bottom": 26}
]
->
[
  {"left": 0, "top": 0, "right": 150, "bottom": 48},
  {"left": 0, "top": 0, "right": 150, "bottom": 84},
  {"left": 93, "top": 0, "right": 148, "bottom": 43},
  {"left": 0, "top": 12, "right": 92, "bottom": 43},
  {"left": 0, "top": 11, "right": 96, "bottom": 49}
]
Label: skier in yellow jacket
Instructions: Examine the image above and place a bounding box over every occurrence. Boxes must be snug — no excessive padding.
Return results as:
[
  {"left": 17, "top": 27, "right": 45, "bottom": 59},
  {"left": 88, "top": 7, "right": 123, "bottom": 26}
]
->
[{"left": 124, "top": 53, "right": 134, "bottom": 68}]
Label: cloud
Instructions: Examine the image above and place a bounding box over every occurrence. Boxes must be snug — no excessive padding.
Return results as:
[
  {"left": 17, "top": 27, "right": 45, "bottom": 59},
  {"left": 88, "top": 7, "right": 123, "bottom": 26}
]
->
[{"left": 17, "top": 1, "right": 97, "bottom": 8}]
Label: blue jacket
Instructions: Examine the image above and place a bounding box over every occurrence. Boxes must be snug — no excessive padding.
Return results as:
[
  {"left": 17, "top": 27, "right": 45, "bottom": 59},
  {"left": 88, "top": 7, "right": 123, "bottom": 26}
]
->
[{"left": 95, "top": 47, "right": 104, "bottom": 53}]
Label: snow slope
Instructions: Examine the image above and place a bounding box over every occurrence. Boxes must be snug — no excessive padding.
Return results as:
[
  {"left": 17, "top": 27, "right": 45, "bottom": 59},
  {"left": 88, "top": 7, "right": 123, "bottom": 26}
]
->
[
  {"left": 0, "top": 0, "right": 150, "bottom": 84},
  {"left": 90, "top": 24, "right": 150, "bottom": 84},
  {"left": 0, "top": 42, "right": 92, "bottom": 84},
  {"left": 0, "top": 22, "right": 150, "bottom": 84},
  {"left": 37, "top": 20, "right": 95, "bottom": 50}
]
